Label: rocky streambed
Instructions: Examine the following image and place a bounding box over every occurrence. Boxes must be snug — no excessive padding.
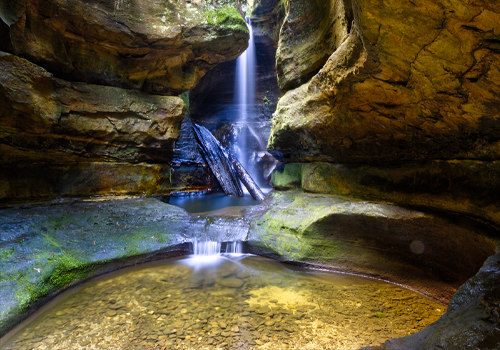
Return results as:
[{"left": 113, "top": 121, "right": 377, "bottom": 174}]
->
[
  {"left": 0, "top": 191, "right": 499, "bottom": 349},
  {"left": 1, "top": 255, "right": 445, "bottom": 350}
]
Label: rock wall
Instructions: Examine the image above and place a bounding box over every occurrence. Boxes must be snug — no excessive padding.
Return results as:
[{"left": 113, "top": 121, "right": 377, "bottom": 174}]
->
[
  {"left": 264, "top": 0, "right": 500, "bottom": 348},
  {"left": 270, "top": 0, "right": 500, "bottom": 165},
  {"left": 0, "top": 0, "right": 249, "bottom": 95},
  {"left": 266, "top": 0, "right": 500, "bottom": 223},
  {"left": 0, "top": 0, "right": 250, "bottom": 202}
]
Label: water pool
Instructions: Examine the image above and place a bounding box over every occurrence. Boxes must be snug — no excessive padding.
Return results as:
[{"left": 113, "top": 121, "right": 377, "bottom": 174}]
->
[{"left": 1, "top": 254, "right": 446, "bottom": 350}]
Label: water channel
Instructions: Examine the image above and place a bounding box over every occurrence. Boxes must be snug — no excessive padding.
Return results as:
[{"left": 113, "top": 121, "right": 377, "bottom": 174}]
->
[{"left": 1, "top": 252, "right": 446, "bottom": 350}]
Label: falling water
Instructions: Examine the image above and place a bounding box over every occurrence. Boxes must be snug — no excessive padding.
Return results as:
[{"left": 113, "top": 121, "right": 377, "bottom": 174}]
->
[
  {"left": 192, "top": 239, "right": 243, "bottom": 256},
  {"left": 234, "top": 16, "right": 259, "bottom": 186},
  {"left": 193, "top": 239, "right": 221, "bottom": 256}
]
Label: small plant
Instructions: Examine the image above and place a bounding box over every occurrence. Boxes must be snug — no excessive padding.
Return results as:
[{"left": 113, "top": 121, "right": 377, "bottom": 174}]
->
[
  {"left": 263, "top": 95, "right": 271, "bottom": 104},
  {"left": 278, "top": 0, "right": 289, "bottom": 13},
  {"left": 375, "top": 312, "right": 386, "bottom": 318}
]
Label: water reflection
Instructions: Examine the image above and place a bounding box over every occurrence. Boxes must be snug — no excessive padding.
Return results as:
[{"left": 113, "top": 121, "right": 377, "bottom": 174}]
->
[
  {"left": 1, "top": 255, "right": 446, "bottom": 350},
  {"left": 168, "top": 192, "right": 263, "bottom": 214}
]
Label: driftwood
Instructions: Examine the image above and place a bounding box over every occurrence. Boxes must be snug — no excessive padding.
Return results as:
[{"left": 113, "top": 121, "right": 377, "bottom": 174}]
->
[
  {"left": 230, "top": 156, "right": 266, "bottom": 201},
  {"left": 191, "top": 120, "right": 243, "bottom": 197},
  {"left": 191, "top": 120, "right": 265, "bottom": 201}
]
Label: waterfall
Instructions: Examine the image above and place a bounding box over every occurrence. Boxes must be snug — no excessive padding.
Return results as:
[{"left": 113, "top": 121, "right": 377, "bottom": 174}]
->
[
  {"left": 192, "top": 239, "right": 243, "bottom": 256},
  {"left": 191, "top": 120, "right": 265, "bottom": 201},
  {"left": 234, "top": 16, "right": 260, "bottom": 186},
  {"left": 193, "top": 239, "right": 221, "bottom": 256}
]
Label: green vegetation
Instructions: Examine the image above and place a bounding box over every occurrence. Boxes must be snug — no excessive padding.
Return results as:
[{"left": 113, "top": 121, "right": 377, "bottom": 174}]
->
[
  {"left": 263, "top": 96, "right": 271, "bottom": 104},
  {"left": 0, "top": 248, "right": 15, "bottom": 260},
  {"left": 48, "top": 254, "right": 94, "bottom": 288},
  {"left": 205, "top": 8, "right": 249, "bottom": 33},
  {"left": 375, "top": 312, "right": 386, "bottom": 318},
  {"left": 180, "top": 91, "right": 190, "bottom": 114}
]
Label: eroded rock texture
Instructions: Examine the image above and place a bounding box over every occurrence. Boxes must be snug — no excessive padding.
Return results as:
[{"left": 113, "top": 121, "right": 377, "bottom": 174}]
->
[
  {"left": 265, "top": 1, "right": 500, "bottom": 348},
  {"left": 0, "top": 0, "right": 249, "bottom": 95},
  {"left": 270, "top": 0, "right": 500, "bottom": 164},
  {"left": 0, "top": 0, "right": 250, "bottom": 201},
  {"left": 0, "top": 52, "right": 185, "bottom": 200}
]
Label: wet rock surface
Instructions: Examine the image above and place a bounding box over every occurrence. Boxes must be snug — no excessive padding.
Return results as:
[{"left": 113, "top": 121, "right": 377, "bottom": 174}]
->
[
  {"left": 0, "top": 198, "right": 190, "bottom": 336},
  {"left": 247, "top": 191, "right": 496, "bottom": 302},
  {"left": 1, "top": 255, "right": 446, "bottom": 350},
  {"left": 0, "top": 0, "right": 249, "bottom": 95},
  {"left": 0, "top": 190, "right": 498, "bottom": 349}
]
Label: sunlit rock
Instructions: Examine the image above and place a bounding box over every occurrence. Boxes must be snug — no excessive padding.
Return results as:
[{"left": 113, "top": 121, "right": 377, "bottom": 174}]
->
[
  {"left": 0, "top": 0, "right": 249, "bottom": 95},
  {"left": 270, "top": 0, "right": 500, "bottom": 164}
]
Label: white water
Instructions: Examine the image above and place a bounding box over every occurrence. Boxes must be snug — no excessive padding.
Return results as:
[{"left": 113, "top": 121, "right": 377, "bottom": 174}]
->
[
  {"left": 234, "top": 16, "right": 260, "bottom": 186},
  {"left": 192, "top": 239, "right": 243, "bottom": 256}
]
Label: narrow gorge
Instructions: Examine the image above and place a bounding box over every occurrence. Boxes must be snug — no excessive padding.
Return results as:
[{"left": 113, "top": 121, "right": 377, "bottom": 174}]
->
[{"left": 1, "top": 0, "right": 499, "bottom": 349}]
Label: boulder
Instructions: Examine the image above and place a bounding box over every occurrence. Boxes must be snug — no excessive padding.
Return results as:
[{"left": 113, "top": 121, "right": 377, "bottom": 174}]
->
[
  {"left": 0, "top": 0, "right": 249, "bottom": 95},
  {"left": 247, "top": 190, "right": 496, "bottom": 302}
]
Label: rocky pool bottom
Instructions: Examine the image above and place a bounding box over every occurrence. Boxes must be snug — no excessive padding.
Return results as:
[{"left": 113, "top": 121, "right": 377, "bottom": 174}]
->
[
  {"left": 0, "top": 191, "right": 499, "bottom": 349},
  {"left": 1, "top": 255, "right": 445, "bottom": 350}
]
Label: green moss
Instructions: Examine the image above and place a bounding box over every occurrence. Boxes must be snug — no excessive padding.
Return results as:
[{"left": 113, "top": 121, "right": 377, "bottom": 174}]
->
[
  {"left": 0, "top": 248, "right": 15, "bottom": 260},
  {"left": 271, "top": 163, "right": 302, "bottom": 189},
  {"left": 179, "top": 92, "right": 190, "bottom": 114},
  {"left": 375, "top": 312, "right": 386, "bottom": 318},
  {"left": 205, "top": 8, "right": 248, "bottom": 33},
  {"left": 15, "top": 282, "right": 50, "bottom": 311},
  {"left": 48, "top": 254, "right": 94, "bottom": 288}
]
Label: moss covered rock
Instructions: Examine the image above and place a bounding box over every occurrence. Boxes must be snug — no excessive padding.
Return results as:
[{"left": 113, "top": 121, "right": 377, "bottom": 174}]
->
[
  {"left": 247, "top": 190, "right": 496, "bottom": 302},
  {"left": 0, "top": 198, "right": 190, "bottom": 336},
  {"left": 0, "top": 0, "right": 249, "bottom": 95},
  {"left": 271, "top": 162, "right": 500, "bottom": 227}
]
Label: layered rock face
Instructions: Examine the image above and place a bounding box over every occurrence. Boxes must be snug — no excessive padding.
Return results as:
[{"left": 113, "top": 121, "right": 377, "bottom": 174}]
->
[
  {"left": 268, "top": 0, "right": 500, "bottom": 224},
  {"left": 271, "top": 0, "right": 500, "bottom": 164},
  {"left": 0, "top": 0, "right": 249, "bottom": 201},
  {"left": 0, "top": 0, "right": 249, "bottom": 95},
  {"left": 266, "top": 0, "right": 500, "bottom": 348}
]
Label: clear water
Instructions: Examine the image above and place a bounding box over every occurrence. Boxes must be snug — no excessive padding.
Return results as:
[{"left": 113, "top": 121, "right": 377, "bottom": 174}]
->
[
  {"left": 234, "top": 16, "right": 266, "bottom": 188},
  {"left": 1, "top": 255, "right": 446, "bottom": 350},
  {"left": 168, "top": 192, "right": 262, "bottom": 214}
]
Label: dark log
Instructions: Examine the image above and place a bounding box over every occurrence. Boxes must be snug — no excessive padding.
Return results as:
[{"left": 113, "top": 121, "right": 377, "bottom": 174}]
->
[
  {"left": 191, "top": 121, "right": 244, "bottom": 197},
  {"left": 231, "top": 156, "right": 266, "bottom": 201}
]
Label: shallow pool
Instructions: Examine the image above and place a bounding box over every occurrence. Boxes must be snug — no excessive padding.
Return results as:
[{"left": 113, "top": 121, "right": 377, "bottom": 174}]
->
[{"left": 0, "top": 254, "right": 446, "bottom": 350}]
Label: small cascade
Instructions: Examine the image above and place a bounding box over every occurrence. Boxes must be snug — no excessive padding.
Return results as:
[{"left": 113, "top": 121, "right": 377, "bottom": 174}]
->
[
  {"left": 225, "top": 241, "right": 243, "bottom": 254},
  {"left": 193, "top": 239, "right": 221, "bottom": 256},
  {"left": 192, "top": 239, "right": 243, "bottom": 256}
]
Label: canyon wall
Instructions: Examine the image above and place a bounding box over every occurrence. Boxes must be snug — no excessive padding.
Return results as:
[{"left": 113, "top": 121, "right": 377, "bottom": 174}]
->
[
  {"left": 0, "top": 0, "right": 249, "bottom": 202},
  {"left": 266, "top": 0, "right": 500, "bottom": 348},
  {"left": 269, "top": 0, "right": 500, "bottom": 226}
]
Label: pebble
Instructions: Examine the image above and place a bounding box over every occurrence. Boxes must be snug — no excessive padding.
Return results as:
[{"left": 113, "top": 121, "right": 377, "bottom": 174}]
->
[
  {"left": 5, "top": 256, "right": 446, "bottom": 350},
  {"left": 219, "top": 277, "right": 244, "bottom": 288}
]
